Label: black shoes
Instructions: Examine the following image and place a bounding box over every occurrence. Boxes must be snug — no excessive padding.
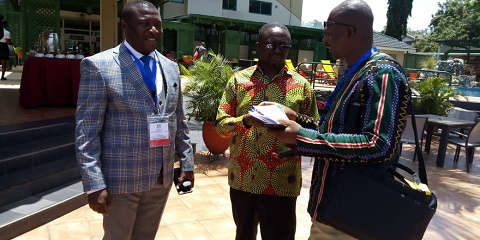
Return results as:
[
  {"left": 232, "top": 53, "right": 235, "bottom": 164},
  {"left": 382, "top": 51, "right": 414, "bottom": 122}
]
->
[{"left": 1, "top": 77, "right": 7, "bottom": 80}]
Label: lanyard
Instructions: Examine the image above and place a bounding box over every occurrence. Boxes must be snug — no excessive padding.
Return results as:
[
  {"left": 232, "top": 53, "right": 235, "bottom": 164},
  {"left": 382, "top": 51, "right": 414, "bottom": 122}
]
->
[{"left": 320, "top": 47, "right": 378, "bottom": 125}]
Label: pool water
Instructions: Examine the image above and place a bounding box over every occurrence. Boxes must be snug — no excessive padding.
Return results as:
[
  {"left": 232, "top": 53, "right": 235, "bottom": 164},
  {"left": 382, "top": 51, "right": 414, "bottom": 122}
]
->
[{"left": 454, "top": 87, "right": 480, "bottom": 97}]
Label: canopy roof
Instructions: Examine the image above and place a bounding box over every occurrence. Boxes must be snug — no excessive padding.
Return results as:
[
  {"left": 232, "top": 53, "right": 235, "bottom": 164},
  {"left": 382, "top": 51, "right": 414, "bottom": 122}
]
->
[
  {"left": 169, "top": 14, "right": 324, "bottom": 39},
  {"left": 436, "top": 40, "right": 480, "bottom": 49}
]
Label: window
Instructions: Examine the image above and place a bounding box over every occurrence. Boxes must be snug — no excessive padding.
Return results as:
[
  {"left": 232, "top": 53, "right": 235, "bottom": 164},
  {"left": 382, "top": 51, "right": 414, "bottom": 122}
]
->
[
  {"left": 170, "top": 0, "right": 184, "bottom": 3},
  {"left": 223, "top": 0, "right": 237, "bottom": 10},
  {"left": 249, "top": 0, "right": 272, "bottom": 15}
]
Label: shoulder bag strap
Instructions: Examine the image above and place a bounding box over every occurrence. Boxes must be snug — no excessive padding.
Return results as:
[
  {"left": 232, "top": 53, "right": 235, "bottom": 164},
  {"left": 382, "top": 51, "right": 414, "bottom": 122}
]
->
[
  {"left": 386, "top": 55, "right": 429, "bottom": 185},
  {"left": 409, "top": 101, "right": 429, "bottom": 185}
]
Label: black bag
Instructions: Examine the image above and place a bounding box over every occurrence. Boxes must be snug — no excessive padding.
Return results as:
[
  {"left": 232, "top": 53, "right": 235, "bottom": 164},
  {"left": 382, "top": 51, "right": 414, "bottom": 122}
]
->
[{"left": 317, "top": 114, "right": 437, "bottom": 240}]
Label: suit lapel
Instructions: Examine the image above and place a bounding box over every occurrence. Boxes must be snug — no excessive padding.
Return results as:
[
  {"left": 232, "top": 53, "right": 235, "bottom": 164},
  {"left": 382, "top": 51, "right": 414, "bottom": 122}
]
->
[
  {"left": 118, "top": 44, "right": 157, "bottom": 111},
  {"left": 156, "top": 52, "right": 178, "bottom": 107}
]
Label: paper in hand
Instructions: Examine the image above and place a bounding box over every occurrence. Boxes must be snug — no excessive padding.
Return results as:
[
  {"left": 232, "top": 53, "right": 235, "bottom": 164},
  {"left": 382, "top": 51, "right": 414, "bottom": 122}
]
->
[{"left": 249, "top": 105, "right": 288, "bottom": 126}]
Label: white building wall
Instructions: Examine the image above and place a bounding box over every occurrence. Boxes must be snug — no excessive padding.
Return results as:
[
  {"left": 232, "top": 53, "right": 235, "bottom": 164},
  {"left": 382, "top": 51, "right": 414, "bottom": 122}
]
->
[
  {"left": 162, "top": 1, "right": 188, "bottom": 19},
  {"left": 381, "top": 49, "right": 405, "bottom": 66},
  {"left": 186, "top": 0, "right": 301, "bottom": 26}
]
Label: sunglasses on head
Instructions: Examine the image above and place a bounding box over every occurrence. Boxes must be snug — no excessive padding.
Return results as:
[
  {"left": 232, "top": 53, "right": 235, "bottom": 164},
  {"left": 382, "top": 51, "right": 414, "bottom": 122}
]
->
[{"left": 323, "top": 21, "right": 356, "bottom": 33}]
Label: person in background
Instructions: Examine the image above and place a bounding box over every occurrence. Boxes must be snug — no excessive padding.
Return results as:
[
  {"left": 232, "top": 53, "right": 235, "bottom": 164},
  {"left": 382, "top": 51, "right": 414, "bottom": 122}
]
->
[
  {"left": 333, "top": 58, "right": 348, "bottom": 79},
  {"left": 299, "top": 57, "right": 312, "bottom": 69},
  {"left": 265, "top": 1, "right": 409, "bottom": 239},
  {"left": 193, "top": 41, "right": 207, "bottom": 60},
  {"left": 297, "top": 57, "right": 313, "bottom": 78},
  {"left": 75, "top": 1, "right": 194, "bottom": 239},
  {"left": 0, "top": 19, "right": 11, "bottom": 80},
  {"left": 215, "top": 22, "right": 319, "bottom": 240},
  {"left": 315, "top": 63, "right": 328, "bottom": 79}
]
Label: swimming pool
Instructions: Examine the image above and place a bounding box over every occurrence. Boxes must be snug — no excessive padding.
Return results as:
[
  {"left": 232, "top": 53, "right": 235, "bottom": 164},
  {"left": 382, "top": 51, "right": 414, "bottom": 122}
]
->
[{"left": 454, "top": 87, "right": 480, "bottom": 97}]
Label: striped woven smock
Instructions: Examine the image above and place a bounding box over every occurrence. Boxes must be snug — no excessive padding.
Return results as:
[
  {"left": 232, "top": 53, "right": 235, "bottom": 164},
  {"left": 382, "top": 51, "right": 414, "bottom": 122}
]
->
[{"left": 293, "top": 52, "right": 410, "bottom": 220}]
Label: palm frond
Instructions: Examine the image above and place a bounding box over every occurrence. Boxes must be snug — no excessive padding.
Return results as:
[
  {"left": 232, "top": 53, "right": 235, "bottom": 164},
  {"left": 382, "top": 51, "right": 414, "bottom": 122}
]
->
[
  {"left": 183, "top": 50, "right": 238, "bottom": 122},
  {"left": 412, "top": 77, "right": 464, "bottom": 115}
]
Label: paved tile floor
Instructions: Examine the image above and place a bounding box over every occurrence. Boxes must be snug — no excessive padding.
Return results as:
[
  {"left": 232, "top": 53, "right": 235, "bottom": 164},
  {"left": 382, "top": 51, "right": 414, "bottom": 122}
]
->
[
  {"left": 2, "top": 66, "right": 480, "bottom": 239},
  {"left": 9, "top": 147, "right": 480, "bottom": 240}
]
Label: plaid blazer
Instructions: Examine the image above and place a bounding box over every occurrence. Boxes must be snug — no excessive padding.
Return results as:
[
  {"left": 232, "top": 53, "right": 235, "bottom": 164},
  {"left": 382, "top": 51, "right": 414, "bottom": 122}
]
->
[{"left": 75, "top": 43, "right": 194, "bottom": 194}]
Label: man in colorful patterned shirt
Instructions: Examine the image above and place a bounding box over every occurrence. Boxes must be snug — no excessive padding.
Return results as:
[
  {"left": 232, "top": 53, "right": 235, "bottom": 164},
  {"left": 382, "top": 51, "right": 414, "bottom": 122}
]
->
[
  {"left": 216, "top": 22, "right": 319, "bottom": 240},
  {"left": 266, "top": 1, "right": 410, "bottom": 239}
]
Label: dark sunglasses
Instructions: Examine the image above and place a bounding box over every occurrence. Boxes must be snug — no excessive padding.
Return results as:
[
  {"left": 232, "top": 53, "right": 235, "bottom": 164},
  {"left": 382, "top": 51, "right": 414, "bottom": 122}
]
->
[
  {"left": 261, "top": 43, "right": 292, "bottom": 51},
  {"left": 323, "top": 21, "right": 356, "bottom": 33}
]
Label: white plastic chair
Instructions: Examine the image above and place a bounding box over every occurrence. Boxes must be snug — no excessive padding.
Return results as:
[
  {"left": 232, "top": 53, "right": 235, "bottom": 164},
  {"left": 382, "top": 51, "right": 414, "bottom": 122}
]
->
[
  {"left": 447, "top": 121, "right": 480, "bottom": 172},
  {"left": 400, "top": 116, "right": 428, "bottom": 162}
]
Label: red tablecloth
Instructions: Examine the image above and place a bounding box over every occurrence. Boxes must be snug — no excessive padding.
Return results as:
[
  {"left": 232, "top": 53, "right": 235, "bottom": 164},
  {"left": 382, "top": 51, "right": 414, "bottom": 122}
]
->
[{"left": 19, "top": 57, "right": 81, "bottom": 108}]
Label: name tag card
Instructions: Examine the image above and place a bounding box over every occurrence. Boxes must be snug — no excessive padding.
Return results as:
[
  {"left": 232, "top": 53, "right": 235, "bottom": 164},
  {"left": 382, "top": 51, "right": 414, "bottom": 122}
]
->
[{"left": 148, "top": 116, "right": 169, "bottom": 147}]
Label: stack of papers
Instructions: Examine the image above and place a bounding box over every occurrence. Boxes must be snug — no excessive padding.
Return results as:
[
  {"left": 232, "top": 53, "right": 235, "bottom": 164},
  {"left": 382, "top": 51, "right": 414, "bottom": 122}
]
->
[{"left": 249, "top": 105, "right": 288, "bottom": 125}]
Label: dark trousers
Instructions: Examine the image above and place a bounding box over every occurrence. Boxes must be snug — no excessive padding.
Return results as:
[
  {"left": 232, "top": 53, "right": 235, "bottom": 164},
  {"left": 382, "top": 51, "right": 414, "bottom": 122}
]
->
[{"left": 230, "top": 188, "right": 297, "bottom": 240}]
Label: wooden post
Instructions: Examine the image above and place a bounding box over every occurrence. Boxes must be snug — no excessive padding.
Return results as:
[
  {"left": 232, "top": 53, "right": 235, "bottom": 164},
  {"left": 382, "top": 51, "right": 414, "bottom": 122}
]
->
[{"left": 100, "top": 0, "right": 119, "bottom": 51}]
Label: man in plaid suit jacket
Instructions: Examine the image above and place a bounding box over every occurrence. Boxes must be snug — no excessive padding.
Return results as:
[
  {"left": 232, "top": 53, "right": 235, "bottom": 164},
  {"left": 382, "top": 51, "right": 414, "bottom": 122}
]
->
[{"left": 75, "top": 1, "right": 194, "bottom": 239}]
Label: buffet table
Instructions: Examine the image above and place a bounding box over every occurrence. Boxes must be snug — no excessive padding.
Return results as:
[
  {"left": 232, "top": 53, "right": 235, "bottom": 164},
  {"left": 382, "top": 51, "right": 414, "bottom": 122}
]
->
[{"left": 19, "top": 57, "right": 81, "bottom": 108}]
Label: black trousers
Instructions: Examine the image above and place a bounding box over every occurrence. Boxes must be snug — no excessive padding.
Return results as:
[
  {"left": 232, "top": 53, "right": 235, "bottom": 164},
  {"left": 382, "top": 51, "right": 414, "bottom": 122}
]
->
[
  {"left": 0, "top": 42, "right": 8, "bottom": 60},
  {"left": 230, "top": 188, "right": 297, "bottom": 240}
]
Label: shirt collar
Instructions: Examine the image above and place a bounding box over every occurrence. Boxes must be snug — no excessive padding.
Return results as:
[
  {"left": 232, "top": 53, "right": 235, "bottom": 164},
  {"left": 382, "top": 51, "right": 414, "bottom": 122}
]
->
[
  {"left": 124, "top": 40, "right": 156, "bottom": 60},
  {"left": 254, "top": 64, "right": 291, "bottom": 82}
]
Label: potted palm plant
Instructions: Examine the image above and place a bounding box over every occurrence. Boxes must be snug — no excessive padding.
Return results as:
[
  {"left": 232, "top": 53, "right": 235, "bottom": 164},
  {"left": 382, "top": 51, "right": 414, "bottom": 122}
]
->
[
  {"left": 180, "top": 50, "right": 238, "bottom": 154},
  {"left": 412, "top": 77, "right": 464, "bottom": 115}
]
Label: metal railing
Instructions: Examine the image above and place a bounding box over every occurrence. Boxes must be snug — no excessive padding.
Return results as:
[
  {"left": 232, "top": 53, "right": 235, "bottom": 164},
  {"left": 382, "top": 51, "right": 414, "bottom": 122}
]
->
[
  {"left": 296, "top": 61, "right": 336, "bottom": 89},
  {"left": 404, "top": 68, "right": 453, "bottom": 86}
]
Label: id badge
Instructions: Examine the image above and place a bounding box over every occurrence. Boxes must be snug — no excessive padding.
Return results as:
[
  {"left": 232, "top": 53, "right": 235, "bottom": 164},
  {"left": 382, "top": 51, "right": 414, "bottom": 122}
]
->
[{"left": 148, "top": 116, "right": 169, "bottom": 147}]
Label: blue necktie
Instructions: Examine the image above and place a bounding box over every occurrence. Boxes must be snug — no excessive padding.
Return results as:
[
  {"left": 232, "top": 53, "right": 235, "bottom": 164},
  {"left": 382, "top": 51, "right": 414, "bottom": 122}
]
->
[
  {"left": 140, "top": 55, "right": 152, "bottom": 75},
  {"left": 140, "top": 55, "right": 157, "bottom": 102}
]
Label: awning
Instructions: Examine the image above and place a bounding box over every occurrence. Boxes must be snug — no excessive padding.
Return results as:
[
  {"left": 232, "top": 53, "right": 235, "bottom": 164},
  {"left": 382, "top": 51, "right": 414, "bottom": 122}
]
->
[
  {"left": 167, "top": 14, "right": 324, "bottom": 38},
  {"left": 435, "top": 39, "right": 480, "bottom": 49}
]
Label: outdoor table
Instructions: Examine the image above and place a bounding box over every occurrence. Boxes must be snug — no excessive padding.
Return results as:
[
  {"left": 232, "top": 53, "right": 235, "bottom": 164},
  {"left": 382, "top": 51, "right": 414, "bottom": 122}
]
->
[
  {"left": 19, "top": 57, "right": 81, "bottom": 108},
  {"left": 418, "top": 114, "right": 476, "bottom": 167}
]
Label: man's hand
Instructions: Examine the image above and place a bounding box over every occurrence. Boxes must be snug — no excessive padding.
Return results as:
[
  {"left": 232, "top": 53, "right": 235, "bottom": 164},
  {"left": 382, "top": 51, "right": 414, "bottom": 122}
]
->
[
  {"left": 178, "top": 171, "right": 195, "bottom": 188},
  {"left": 258, "top": 101, "right": 298, "bottom": 120},
  {"left": 243, "top": 113, "right": 268, "bottom": 128},
  {"left": 87, "top": 189, "right": 111, "bottom": 214},
  {"left": 267, "top": 119, "right": 301, "bottom": 144}
]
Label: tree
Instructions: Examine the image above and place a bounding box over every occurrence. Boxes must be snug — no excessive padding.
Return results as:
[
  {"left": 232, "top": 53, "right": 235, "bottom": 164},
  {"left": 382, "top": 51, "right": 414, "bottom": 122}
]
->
[
  {"left": 429, "top": 0, "right": 480, "bottom": 43},
  {"left": 385, "top": 0, "right": 414, "bottom": 40},
  {"left": 306, "top": 20, "right": 323, "bottom": 29},
  {"left": 407, "top": 28, "right": 430, "bottom": 36},
  {"left": 414, "top": 35, "right": 439, "bottom": 52}
]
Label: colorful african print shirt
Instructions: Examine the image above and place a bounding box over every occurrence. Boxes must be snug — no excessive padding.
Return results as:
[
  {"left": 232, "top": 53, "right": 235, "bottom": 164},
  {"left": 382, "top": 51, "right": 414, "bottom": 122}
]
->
[
  {"left": 216, "top": 65, "right": 319, "bottom": 197},
  {"left": 293, "top": 52, "right": 410, "bottom": 220}
]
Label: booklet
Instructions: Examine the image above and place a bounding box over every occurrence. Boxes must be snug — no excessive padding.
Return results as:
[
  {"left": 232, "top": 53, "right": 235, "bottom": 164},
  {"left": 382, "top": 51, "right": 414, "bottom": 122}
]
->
[{"left": 249, "top": 105, "right": 288, "bottom": 129}]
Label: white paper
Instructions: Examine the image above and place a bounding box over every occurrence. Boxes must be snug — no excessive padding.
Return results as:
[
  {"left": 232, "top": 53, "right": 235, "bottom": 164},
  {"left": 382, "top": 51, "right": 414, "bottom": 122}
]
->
[{"left": 249, "top": 105, "right": 288, "bottom": 124}]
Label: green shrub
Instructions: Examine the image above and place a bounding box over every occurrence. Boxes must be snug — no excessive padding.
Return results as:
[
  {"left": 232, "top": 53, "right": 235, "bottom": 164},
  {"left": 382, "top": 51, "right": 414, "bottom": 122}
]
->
[
  {"left": 419, "top": 56, "right": 438, "bottom": 69},
  {"left": 412, "top": 77, "right": 464, "bottom": 115}
]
